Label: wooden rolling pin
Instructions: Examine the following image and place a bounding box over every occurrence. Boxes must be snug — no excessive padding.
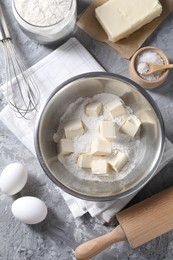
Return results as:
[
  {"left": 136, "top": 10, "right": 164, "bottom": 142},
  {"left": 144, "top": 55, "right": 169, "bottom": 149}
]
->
[{"left": 75, "top": 187, "right": 173, "bottom": 260}]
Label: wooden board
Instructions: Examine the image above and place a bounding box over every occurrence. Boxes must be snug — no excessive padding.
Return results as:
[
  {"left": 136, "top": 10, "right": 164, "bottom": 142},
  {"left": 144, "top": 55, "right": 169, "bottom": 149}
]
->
[{"left": 77, "top": 0, "right": 173, "bottom": 59}]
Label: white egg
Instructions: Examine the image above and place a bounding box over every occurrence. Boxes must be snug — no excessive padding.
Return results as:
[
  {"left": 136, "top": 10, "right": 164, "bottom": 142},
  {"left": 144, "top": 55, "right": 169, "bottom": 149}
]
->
[
  {"left": 0, "top": 163, "right": 28, "bottom": 195},
  {"left": 11, "top": 196, "right": 48, "bottom": 224}
]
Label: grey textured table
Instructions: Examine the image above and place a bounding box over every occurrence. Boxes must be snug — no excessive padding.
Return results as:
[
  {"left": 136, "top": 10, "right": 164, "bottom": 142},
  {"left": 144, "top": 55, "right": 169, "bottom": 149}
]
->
[{"left": 1, "top": 1, "right": 173, "bottom": 259}]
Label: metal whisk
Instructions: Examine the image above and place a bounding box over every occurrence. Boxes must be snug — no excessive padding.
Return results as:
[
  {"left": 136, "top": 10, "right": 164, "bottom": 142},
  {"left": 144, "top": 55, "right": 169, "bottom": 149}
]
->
[{"left": 0, "top": 6, "right": 40, "bottom": 119}]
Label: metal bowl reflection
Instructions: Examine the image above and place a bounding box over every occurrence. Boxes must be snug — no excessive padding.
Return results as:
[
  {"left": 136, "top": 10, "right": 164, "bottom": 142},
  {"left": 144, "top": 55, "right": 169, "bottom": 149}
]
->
[{"left": 34, "top": 72, "right": 165, "bottom": 201}]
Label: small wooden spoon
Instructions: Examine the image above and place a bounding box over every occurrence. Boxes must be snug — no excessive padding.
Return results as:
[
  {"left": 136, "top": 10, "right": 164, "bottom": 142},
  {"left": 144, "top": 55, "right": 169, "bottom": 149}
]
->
[{"left": 143, "top": 62, "right": 173, "bottom": 75}]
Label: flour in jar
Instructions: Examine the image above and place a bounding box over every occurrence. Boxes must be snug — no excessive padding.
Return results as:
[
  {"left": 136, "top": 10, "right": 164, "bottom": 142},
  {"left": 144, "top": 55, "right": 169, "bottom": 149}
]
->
[
  {"left": 14, "top": 0, "right": 73, "bottom": 26},
  {"left": 53, "top": 93, "right": 141, "bottom": 182}
]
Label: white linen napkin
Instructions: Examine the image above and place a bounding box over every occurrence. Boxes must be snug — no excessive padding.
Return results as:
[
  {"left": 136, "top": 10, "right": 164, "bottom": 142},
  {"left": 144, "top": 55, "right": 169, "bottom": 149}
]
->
[{"left": 0, "top": 37, "right": 173, "bottom": 223}]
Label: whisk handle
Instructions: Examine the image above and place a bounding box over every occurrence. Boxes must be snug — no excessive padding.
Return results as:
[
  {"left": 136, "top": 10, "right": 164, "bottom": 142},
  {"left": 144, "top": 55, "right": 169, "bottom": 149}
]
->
[{"left": 0, "top": 5, "right": 11, "bottom": 40}]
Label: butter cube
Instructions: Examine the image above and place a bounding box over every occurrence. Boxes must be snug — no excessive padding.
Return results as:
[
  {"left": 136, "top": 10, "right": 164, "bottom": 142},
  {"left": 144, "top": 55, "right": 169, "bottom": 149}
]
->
[
  {"left": 120, "top": 115, "right": 141, "bottom": 137},
  {"left": 64, "top": 119, "right": 84, "bottom": 138},
  {"left": 92, "top": 159, "right": 109, "bottom": 175},
  {"left": 85, "top": 101, "right": 102, "bottom": 116},
  {"left": 77, "top": 154, "right": 92, "bottom": 168},
  {"left": 91, "top": 137, "right": 112, "bottom": 155},
  {"left": 95, "top": 0, "right": 162, "bottom": 42},
  {"left": 109, "top": 151, "right": 128, "bottom": 173},
  {"left": 59, "top": 139, "right": 74, "bottom": 155},
  {"left": 106, "top": 99, "right": 126, "bottom": 117},
  {"left": 99, "top": 121, "right": 116, "bottom": 140}
]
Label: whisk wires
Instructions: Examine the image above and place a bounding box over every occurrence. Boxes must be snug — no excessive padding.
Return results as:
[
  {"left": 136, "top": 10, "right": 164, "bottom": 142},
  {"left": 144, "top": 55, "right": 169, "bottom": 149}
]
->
[{"left": 1, "top": 39, "right": 40, "bottom": 119}]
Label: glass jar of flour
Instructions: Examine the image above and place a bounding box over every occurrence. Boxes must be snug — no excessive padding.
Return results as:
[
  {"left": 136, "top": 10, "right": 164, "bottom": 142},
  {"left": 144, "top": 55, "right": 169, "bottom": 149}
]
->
[{"left": 12, "top": 0, "right": 77, "bottom": 44}]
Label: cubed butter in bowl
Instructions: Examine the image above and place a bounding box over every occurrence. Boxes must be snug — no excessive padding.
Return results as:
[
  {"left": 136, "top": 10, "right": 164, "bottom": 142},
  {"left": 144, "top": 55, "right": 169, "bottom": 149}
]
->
[
  {"left": 95, "top": 0, "right": 162, "bottom": 42},
  {"left": 64, "top": 119, "right": 84, "bottom": 138},
  {"left": 35, "top": 72, "right": 165, "bottom": 201}
]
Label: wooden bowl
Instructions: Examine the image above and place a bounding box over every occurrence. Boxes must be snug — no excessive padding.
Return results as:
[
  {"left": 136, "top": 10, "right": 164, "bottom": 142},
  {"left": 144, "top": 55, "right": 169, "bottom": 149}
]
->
[{"left": 129, "top": 46, "right": 169, "bottom": 89}]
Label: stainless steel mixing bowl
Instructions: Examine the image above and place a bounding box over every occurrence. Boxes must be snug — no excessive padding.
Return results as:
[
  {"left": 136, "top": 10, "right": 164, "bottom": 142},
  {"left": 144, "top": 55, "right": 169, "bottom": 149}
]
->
[{"left": 34, "top": 72, "right": 165, "bottom": 201}]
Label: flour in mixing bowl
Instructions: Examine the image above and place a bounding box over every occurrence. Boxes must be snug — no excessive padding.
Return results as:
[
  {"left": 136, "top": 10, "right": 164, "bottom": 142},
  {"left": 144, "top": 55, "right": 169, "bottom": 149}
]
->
[
  {"left": 14, "top": 0, "right": 73, "bottom": 26},
  {"left": 53, "top": 93, "right": 141, "bottom": 182}
]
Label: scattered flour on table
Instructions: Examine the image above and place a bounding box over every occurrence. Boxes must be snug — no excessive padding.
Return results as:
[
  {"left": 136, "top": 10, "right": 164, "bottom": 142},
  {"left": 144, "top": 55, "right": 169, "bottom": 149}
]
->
[{"left": 53, "top": 93, "right": 141, "bottom": 182}]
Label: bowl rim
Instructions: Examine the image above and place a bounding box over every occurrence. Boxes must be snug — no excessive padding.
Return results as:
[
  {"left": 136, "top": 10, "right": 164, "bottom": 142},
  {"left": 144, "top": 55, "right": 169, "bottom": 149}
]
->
[{"left": 34, "top": 72, "right": 165, "bottom": 201}]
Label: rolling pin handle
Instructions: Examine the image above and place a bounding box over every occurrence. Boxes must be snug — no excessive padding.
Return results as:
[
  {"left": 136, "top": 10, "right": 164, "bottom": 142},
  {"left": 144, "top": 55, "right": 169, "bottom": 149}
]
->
[{"left": 75, "top": 225, "right": 126, "bottom": 260}]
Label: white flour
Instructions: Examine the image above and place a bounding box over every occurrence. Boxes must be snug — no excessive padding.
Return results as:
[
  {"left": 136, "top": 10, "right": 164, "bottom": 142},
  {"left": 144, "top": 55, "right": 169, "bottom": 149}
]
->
[
  {"left": 14, "top": 0, "right": 73, "bottom": 26},
  {"left": 53, "top": 93, "right": 141, "bottom": 182}
]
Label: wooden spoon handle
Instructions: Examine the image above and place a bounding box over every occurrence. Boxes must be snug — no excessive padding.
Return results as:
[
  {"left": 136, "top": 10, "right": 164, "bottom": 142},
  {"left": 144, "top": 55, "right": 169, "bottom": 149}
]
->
[
  {"left": 154, "top": 64, "right": 173, "bottom": 70},
  {"left": 163, "top": 64, "right": 173, "bottom": 69},
  {"left": 75, "top": 225, "right": 127, "bottom": 260},
  {"left": 147, "top": 63, "right": 173, "bottom": 74}
]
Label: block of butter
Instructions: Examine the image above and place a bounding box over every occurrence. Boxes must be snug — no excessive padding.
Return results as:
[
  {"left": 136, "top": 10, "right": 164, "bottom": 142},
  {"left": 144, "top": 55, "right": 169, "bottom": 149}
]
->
[
  {"left": 92, "top": 159, "right": 109, "bottom": 175},
  {"left": 106, "top": 99, "right": 126, "bottom": 117},
  {"left": 109, "top": 150, "right": 128, "bottom": 172},
  {"left": 85, "top": 101, "right": 102, "bottom": 116},
  {"left": 77, "top": 154, "right": 92, "bottom": 168},
  {"left": 120, "top": 115, "right": 141, "bottom": 137},
  {"left": 99, "top": 120, "right": 116, "bottom": 140},
  {"left": 91, "top": 137, "right": 112, "bottom": 155},
  {"left": 64, "top": 119, "right": 84, "bottom": 138},
  {"left": 95, "top": 0, "right": 162, "bottom": 42},
  {"left": 59, "top": 139, "right": 74, "bottom": 155}
]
